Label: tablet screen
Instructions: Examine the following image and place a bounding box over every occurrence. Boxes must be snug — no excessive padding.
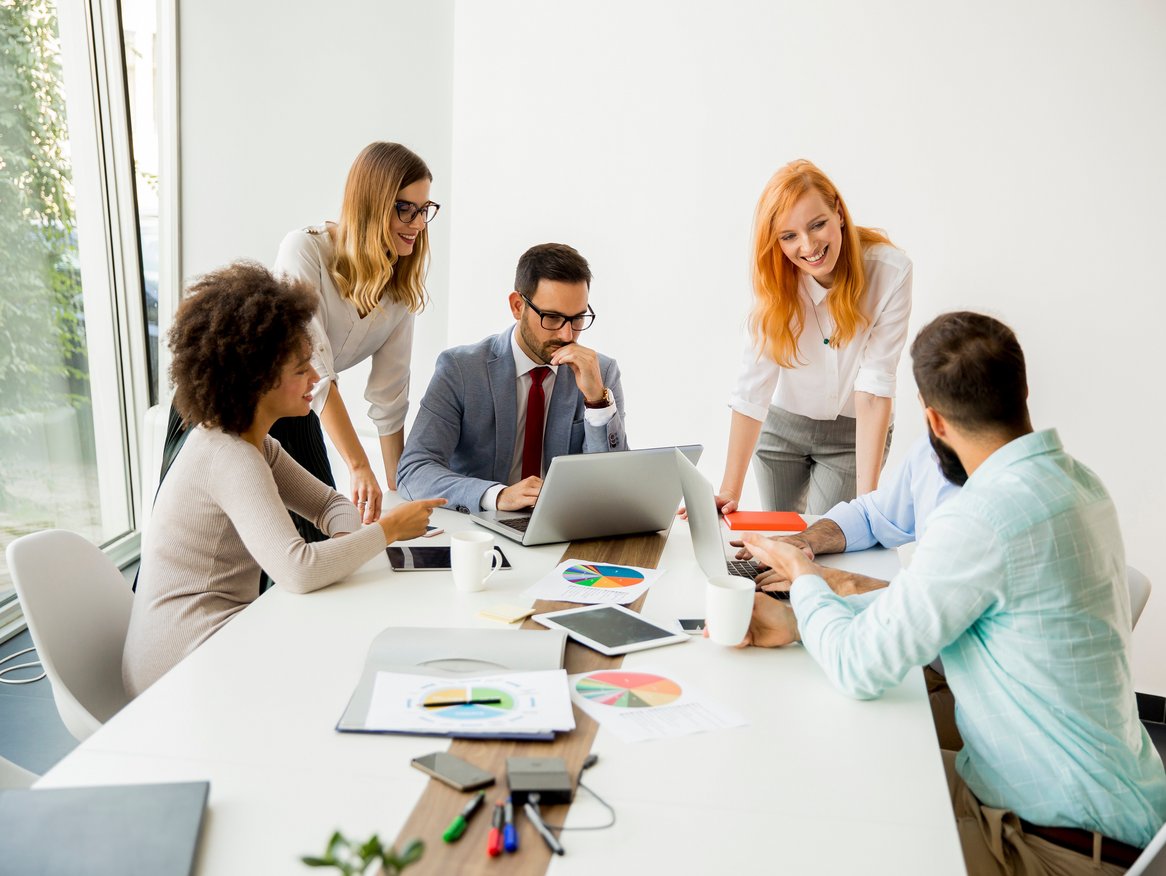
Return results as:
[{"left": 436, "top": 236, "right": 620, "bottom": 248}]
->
[{"left": 548, "top": 606, "right": 673, "bottom": 647}]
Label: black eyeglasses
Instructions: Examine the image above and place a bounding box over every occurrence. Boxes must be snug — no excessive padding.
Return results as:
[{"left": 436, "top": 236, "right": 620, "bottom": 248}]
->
[
  {"left": 394, "top": 200, "right": 441, "bottom": 224},
  {"left": 520, "top": 293, "right": 596, "bottom": 331}
]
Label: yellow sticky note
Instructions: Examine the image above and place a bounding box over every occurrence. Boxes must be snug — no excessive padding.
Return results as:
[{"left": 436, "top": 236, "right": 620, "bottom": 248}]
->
[{"left": 478, "top": 604, "right": 537, "bottom": 624}]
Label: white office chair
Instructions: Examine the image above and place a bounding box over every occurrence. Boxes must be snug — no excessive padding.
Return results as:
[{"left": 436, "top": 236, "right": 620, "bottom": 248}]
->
[
  {"left": 1127, "top": 819, "right": 1166, "bottom": 876},
  {"left": 5, "top": 529, "right": 133, "bottom": 742},
  {"left": 1129, "top": 566, "right": 1152, "bottom": 630},
  {"left": 0, "top": 754, "right": 38, "bottom": 789}
]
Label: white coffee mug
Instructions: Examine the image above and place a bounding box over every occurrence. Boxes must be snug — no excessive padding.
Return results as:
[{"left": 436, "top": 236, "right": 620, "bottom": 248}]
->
[
  {"left": 450, "top": 530, "right": 504, "bottom": 593},
  {"left": 705, "top": 575, "right": 755, "bottom": 645}
]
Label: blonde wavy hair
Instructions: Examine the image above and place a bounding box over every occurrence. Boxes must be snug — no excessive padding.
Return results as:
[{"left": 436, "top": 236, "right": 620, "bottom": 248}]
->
[
  {"left": 330, "top": 142, "right": 432, "bottom": 316},
  {"left": 750, "top": 159, "right": 893, "bottom": 368}
]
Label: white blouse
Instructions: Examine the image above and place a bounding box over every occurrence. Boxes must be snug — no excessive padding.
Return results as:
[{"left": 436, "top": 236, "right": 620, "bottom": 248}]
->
[
  {"left": 730, "top": 244, "right": 912, "bottom": 422},
  {"left": 274, "top": 225, "right": 415, "bottom": 435}
]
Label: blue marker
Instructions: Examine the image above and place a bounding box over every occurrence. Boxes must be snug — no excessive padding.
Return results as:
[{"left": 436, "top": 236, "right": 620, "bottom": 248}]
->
[{"left": 503, "top": 796, "right": 519, "bottom": 853}]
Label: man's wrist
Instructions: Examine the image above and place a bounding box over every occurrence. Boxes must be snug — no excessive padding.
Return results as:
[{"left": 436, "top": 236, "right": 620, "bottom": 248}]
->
[{"left": 583, "top": 387, "right": 614, "bottom": 409}]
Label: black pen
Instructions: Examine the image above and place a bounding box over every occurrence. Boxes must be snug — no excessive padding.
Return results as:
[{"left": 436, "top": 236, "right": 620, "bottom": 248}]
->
[
  {"left": 423, "top": 698, "right": 503, "bottom": 708},
  {"left": 523, "top": 793, "right": 564, "bottom": 856}
]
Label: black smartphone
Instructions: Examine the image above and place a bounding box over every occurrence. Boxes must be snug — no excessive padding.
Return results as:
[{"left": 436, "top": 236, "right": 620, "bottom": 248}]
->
[
  {"left": 386, "top": 546, "right": 512, "bottom": 571},
  {"left": 677, "top": 618, "right": 706, "bottom": 634},
  {"left": 410, "top": 752, "right": 495, "bottom": 791}
]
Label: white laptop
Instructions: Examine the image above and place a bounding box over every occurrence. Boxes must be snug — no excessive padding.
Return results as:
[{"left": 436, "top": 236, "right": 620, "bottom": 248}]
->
[
  {"left": 673, "top": 449, "right": 785, "bottom": 597},
  {"left": 471, "top": 445, "right": 702, "bottom": 546}
]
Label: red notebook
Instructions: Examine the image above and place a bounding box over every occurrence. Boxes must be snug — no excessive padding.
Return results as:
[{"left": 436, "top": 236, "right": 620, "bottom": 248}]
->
[{"left": 722, "top": 511, "right": 807, "bottom": 532}]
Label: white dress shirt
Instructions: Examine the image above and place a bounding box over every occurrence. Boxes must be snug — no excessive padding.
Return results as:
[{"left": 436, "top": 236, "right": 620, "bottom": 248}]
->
[
  {"left": 274, "top": 225, "right": 415, "bottom": 435},
  {"left": 730, "top": 244, "right": 912, "bottom": 422},
  {"left": 480, "top": 329, "right": 616, "bottom": 510}
]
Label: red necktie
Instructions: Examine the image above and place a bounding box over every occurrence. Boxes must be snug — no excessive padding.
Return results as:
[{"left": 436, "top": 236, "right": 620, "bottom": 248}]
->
[{"left": 522, "top": 366, "right": 551, "bottom": 480}]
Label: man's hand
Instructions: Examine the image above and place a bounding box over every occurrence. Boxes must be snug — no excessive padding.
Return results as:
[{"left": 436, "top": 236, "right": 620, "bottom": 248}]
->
[
  {"left": 705, "top": 593, "right": 799, "bottom": 648},
  {"left": 742, "top": 534, "right": 819, "bottom": 584},
  {"left": 732, "top": 533, "right": 815, "bottom": 563},
  {"left": 498, "top": 476, "right": 542, "bottom": 511},
  {"left": 549, "top": 343, "right": 604, "bottom": 403}
]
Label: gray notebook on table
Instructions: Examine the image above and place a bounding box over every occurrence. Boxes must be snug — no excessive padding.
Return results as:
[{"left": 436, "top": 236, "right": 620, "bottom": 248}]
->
[
  {"left": 337, "top": 627, "right": 568, "bottom": 739},
  {"left": 0, "top": 781, "right": 209, "bottom": 876}
]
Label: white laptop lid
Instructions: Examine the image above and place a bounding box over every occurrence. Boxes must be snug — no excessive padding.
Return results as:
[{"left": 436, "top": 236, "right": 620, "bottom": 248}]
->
[{"left": 674, "top": 449, "right": 732, "bottom": 579}]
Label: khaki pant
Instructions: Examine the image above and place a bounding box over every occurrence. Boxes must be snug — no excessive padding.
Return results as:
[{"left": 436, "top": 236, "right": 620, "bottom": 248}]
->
[
  {"left": 943, "top": 751, "right": 1128, "bottom": 875},
  {"left": 926, "top": 664, "right": 964, "bottom": 751}
]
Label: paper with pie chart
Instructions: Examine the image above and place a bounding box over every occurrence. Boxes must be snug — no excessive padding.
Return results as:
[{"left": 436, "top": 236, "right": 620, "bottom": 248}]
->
[
  {"left": 523, "top": 558, "right": 665, "bottom": 605},
  {"left": 569, "top": 668, "right": 747, "bottom": 743},
  {"left": 363, "top": 669, "right": 575, "bottom": 738}
]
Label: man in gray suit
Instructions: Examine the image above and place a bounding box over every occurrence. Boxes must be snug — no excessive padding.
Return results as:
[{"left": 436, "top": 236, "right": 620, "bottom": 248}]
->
[{"left": 397, "top": 243, "right": 627, "bottom": 513}]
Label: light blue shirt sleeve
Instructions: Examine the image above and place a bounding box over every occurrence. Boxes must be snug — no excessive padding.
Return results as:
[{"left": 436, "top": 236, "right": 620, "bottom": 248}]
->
[
  {"left": 824, "top": 438, "right": 926, "bottom": 552},
  {"left": 791, "top": 509, "right": 1001, "bottom": 699}
]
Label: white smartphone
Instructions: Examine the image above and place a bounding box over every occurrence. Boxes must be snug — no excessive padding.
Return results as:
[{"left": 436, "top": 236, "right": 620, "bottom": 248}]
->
[{"left": 422, "top": 525, "right": 444, "bottom": 537}]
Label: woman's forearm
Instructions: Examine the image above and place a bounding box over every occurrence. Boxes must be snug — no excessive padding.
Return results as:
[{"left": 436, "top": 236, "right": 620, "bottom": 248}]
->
[
  {"left": 319, "top": 383, "right": 372, "bottom": 473},
  {"left": 720, "top": 410, "right": 764, "bottom": 500},
  {"left": 853, "top": 392, "right": 893, "bottom": 495}
]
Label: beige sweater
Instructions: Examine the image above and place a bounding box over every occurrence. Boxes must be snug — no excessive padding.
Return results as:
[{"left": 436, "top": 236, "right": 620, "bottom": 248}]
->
[{"left": 122, "top": 427, "right": 387, "bottom": 696}]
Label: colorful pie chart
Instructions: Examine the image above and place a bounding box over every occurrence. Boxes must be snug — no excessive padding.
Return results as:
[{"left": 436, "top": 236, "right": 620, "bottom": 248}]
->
[
  {"left": 562, "top": 563, "right": 645, "bottom": 588},
  {"left": 575, "top": 671, "right": 682, "bottom": 708},
  {"left": 420, "top": 686, "right": 515, "bottom": 720}
]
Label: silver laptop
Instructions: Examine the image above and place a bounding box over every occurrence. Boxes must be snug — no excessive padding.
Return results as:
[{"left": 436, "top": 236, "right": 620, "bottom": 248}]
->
[
  {"left": 673, "top": 449, "right": 786, "bottom": 598},
  {"left": 471, "top": 445, "right": 702, "bottom": 545}
]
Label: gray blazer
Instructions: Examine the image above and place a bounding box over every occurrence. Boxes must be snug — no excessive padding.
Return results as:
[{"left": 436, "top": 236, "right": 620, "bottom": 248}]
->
[{"left": 397, "top": 327, "right": 628, "bottom": 512}]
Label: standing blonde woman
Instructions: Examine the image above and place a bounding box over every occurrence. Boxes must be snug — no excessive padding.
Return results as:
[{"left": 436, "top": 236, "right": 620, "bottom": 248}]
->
[
  {"left": 717, "top": 159, "right": 912, "bottom": 516},
  {"left": 272, "top": 142, "right": 439, "bottom": 541}
]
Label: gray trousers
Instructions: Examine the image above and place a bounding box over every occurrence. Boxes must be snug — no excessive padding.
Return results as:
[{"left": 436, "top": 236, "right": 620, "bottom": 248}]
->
[{"left": 753, "top": 405, "right": 892, "bottom": 514}]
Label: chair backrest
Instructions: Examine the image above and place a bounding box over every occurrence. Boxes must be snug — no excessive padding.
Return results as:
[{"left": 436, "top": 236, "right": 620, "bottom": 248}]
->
[
  {"left": 1126, "top": 817, "right": 1166, "bottom": 876},
  {"left": 0, "top": 754, "right": 38, "bottom": 789},
  {"left": 6, "top": 530, "right": 133, "bottom": 741},
  {"left": 1128, "top": 566, "right": 1152, "bottom": 630}
]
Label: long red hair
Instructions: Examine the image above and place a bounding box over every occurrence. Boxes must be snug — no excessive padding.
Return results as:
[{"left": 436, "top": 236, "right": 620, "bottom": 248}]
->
[{"left": 750, "top": 159, "right": 893, "bottom": 368}]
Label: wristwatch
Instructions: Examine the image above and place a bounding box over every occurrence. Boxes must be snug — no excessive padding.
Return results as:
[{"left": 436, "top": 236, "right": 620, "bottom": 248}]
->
[{"left": 584, "top": 387, "right": 614, "bottom": 409}]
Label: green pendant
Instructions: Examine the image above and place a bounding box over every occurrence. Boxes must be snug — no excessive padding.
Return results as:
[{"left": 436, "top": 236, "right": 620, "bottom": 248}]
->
[{"left": 823, "top": 338, "right": 829, "bottom": 345}]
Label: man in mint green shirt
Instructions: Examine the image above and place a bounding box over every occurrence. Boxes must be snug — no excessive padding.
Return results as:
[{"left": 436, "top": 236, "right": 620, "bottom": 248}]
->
[{"left": 741, "top": 312, "right": 1166, "bottom": 874}]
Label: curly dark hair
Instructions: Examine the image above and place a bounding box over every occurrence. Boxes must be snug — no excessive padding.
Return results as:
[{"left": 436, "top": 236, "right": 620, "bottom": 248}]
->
[{"left": 169, "top": 261, "right": 318, "bottom": 434}]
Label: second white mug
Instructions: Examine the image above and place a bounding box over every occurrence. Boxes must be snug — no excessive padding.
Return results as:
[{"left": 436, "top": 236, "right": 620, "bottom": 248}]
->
[
  {"left": 705, "top": 575, "right": 755, "bottom": 645},
  {"left": 450, "top": 530, "right": 503, "bottom": 593}
]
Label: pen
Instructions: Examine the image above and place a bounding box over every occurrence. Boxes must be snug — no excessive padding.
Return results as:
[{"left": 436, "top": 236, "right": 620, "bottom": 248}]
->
[
  {"left": 523, "top": 794, "right": 564, "bottom": 856},
  {"left": 442, "top": 791, "right": 485, "bottom": 843},
  {"left": 487, "top": 799, "right": 505, "bottom": 857},
  {"left": 423, "top": 698, "right": 503, "bottom": 708},
  {"left": 503, "top": 796, "right": 518, "bottom": 853}
]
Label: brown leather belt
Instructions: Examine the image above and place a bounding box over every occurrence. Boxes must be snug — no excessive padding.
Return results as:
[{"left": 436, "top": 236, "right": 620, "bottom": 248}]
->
[{"left": 1019, "top": 819, "right": 1143, "bottom": 868}]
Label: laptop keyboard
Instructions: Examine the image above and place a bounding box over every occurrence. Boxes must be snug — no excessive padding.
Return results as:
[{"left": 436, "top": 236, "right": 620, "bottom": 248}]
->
[
  {"left": 498, "top": 517, "right": 531, "bottom": 532},
  {"left": 726, "top": 559, "right": 790, "bottom": 601}
]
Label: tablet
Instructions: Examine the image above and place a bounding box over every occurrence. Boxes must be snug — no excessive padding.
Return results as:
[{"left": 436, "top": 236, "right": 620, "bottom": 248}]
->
[
  {"left": 386, "top": 545, "right": 512, "bottom": 572},
  {"left": 531, "top": 605, "right": 689, "bottom": 656}
]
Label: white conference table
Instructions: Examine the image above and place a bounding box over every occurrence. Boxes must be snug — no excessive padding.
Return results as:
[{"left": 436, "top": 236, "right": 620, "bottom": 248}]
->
[{"left": 37, "top": 508, "right": 966, "bottom": 875}]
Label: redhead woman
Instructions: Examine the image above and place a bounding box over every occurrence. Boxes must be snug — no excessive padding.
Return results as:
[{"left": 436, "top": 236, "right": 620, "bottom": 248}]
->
[
  {"left": 272, "top": 141, "right": 439, "bottom": 539},
  {"left": 718, "top": 160, "right": 912, "bottom": 515},
  {"left": 123, "top": 263, "right": 444, "bottom": 696}
]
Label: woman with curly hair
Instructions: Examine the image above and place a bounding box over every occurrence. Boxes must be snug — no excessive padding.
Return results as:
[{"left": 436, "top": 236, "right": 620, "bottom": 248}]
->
[
  {"left": 717, "top": 159, "right": 912, "bottom": 516},
  {"left": 122, "top": 262, "right": 444, "bottom": 696},
  {"left": 271, "top": 141, "right": 439, "bottom": 537}
]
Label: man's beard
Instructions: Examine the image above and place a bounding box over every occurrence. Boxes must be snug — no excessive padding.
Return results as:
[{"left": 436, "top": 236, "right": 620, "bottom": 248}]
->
[
  {"left": 519, "top": 318, "right": 569, "bottom": 365},
  {"left": 928, "top": 424, "right": 969, "bottom": 486}
]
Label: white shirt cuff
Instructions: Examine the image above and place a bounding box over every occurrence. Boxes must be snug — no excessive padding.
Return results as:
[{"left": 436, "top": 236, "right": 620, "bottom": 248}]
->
[
  {"left": 481, "top": 483, "right": 505, "bottom": 511},
  {"left": 584, "top": 403, "right": 617, "bottom": 427}
]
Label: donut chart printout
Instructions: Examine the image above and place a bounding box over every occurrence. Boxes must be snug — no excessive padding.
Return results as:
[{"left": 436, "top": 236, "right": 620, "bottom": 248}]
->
[
  {"left": 362, "top": 670, "right": 575, "bottom": 738},
  {"left": 523, "top": 558, "right": 665, "bottom": 605},
  {"left": 569, "top": 668, "right": 748, "bottom": 743}
]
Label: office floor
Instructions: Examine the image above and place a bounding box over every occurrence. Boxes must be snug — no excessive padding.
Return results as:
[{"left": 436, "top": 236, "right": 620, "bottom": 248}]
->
[{"left": 0, "top": 562, "right": 139, "bottom": 777}]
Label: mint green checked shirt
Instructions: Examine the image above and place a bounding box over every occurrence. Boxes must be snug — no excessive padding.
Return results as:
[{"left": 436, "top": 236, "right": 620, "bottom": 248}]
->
[{"left": 790, "top": 429, "right": 1166, "bottom": 847}]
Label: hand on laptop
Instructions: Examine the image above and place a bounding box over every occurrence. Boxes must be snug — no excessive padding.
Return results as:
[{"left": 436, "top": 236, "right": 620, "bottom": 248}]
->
[
  {"left": 498, "top": 476, "right": 542, "bottom": 511},
  {"left": 732, "top": 534, "right": 815, "bottom": 563},
  {"left": 742, "top": 535, "right": 817, "bottom": 584}
]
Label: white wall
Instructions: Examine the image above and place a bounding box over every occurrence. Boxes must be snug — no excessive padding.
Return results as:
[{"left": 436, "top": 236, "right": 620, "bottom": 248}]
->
[
  {"left": 448, "top": 1, "right": 1166, "bottom": 691},
  {"left": 178, "top": 0, "right": 455, "bottom": 453}
]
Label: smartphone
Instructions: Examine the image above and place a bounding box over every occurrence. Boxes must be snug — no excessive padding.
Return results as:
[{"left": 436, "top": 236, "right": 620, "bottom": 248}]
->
[
  {"left": 422, "top": 525, "right": 444, "bottom": 538},
  {"left": 678, "top": 618, "right": 706, "bottom": 635},
  {"left": 411, "top": 752, "right": 495, "bottom": 791},
  {"left": 386, "top": 546, "right": 512, "bottom": 571}
]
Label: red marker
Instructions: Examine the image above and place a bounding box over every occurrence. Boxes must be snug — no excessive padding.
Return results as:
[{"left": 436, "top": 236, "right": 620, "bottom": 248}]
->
[{"left": 486, "top": 800, "right": 505, "bottom": 857}]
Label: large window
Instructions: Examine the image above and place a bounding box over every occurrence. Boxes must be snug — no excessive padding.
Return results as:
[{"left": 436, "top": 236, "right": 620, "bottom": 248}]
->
[{"left": 0, "top": 0, "right": 159, "bottom": 638}]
